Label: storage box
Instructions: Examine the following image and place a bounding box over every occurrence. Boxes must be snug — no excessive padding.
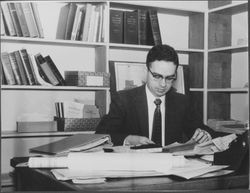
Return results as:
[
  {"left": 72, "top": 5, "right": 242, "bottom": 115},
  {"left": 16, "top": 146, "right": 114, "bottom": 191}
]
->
[
  {"left": 64, "top": 71, "right": 110, "bottom": 87},
  {"left": 55, "top": 117, "right": 100, "bottom": 131},
  {"left": 17, "top": 121, "right": 57, "bottom": 133}
]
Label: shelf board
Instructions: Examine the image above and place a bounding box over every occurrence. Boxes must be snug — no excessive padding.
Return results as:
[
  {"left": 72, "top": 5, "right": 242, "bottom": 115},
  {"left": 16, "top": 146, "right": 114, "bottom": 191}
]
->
[
  {"left": 1, "top": 36, "right": 107, "bottom": 47},
  {"left": 207, "top": 88, "right": 248, "bottom": 93},
  {"left": 109, "top": 43, "right": 204, "bottom": 53},
  {"left": 1, "top": 130, "right": 94, "bottom": 138},
  {"left": 208, "top": 45, "right": 248, "bottom": 53},
  {"left": 208, "top": 1, "right": 248, "bottom": 14},
  {"left": 1, "top": 85, "right": 110, "bottom": 91},
  {"left": 189, "top": 88, "right": 204, "bottom": 92}
]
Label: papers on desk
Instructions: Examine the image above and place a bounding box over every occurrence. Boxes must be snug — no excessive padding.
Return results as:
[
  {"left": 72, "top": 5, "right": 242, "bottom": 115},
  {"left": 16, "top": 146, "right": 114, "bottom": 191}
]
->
[{"left": 163, "top": 134, "right": 237, "bottom": 156}]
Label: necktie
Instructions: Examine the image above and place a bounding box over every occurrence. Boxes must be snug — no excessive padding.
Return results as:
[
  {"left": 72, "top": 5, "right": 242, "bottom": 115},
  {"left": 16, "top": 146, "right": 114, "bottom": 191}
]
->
[{"left": 152, "top": 98, "right": 162, "bottom": 145}]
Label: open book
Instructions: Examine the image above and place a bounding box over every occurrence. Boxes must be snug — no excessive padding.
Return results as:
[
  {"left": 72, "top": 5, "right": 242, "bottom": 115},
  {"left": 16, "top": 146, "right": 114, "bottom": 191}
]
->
[{"left": 29, "top": 134, "right": 112, "bottom": 156}]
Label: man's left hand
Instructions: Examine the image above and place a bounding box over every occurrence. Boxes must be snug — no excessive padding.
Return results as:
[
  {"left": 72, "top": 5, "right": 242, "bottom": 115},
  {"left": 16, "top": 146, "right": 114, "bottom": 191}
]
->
[{"left": 192, "top": 128, "right": 212, "bottom": 144}]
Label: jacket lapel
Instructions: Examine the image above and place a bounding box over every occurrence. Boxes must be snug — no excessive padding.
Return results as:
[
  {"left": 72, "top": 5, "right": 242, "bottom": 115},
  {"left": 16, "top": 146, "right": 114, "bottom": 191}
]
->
[{"left": 133, "top": 85, "right": 149, "bottom": 137}]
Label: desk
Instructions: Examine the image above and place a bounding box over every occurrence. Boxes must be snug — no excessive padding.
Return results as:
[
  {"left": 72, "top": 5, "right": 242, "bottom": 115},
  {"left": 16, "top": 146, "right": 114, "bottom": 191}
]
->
[{"left": 12, "top": 165, "right": 248, "bottom": 191}]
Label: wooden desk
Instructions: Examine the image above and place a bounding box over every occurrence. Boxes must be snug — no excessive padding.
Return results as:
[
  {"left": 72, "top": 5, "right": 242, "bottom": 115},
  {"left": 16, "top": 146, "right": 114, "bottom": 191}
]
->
[{"left": 13, "top": 166, "right": 248, "bottom": 191}]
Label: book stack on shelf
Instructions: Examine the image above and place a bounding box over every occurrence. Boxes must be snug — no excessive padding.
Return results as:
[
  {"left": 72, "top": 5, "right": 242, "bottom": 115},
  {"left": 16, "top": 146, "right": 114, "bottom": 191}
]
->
[
  {"left": 56, "top": 2, "right": 106, "bottom": 42},
  {"left": 1, "top": 2, "right": 44, "bottom": 38},
  {"left": 110, "top": 8, "right": 161, "bottom": 45},
  {"left": 1, "top": 50, "right": 65, "bottom": 86}
]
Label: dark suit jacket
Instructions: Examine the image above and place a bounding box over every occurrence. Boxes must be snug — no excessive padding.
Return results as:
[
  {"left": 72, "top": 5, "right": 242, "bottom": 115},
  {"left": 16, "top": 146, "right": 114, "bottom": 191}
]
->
[{"left": 96, "top": 85, "right": 217, "bottom": 146}]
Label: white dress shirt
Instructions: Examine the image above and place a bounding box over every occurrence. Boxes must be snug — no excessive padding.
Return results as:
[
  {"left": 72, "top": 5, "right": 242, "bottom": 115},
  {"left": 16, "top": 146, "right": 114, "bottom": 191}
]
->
[{"left": 145, "top": 85, "right": 166, "bottom": 146}]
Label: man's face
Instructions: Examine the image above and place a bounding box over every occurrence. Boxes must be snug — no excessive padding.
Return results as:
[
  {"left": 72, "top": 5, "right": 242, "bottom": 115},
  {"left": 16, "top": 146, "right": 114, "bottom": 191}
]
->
[{"left": 146, "top": 60, "right": 177, "bottom": 97}]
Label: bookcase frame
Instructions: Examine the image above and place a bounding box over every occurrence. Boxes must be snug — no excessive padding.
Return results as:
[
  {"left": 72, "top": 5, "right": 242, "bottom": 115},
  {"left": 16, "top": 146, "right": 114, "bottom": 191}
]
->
[{"left": 1, "top": 0, "right": 248, "bottom": 185}]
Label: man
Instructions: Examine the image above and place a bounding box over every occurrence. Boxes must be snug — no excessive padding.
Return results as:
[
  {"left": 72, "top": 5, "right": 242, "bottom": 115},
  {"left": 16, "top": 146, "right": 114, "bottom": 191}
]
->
[{"left": 96, "top": 44, "right": 216, "bottom": 146}]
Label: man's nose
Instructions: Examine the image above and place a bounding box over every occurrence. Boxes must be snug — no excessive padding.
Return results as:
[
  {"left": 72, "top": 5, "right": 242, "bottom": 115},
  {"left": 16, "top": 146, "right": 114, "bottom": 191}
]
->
[{"left": 159, "top": 78, "right": 167, "bottom": 86}]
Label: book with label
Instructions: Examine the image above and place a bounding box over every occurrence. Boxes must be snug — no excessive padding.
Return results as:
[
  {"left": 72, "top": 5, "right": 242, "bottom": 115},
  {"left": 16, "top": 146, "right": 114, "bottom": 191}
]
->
[
  {"left": 123, "top": 11, "right": 138, "bottom": 44},
  {"left": 148, "top": 9, "right": 162, "bottom": 45},
  {"left": 29, "top": 134, "right": 111, "bottom": 155},
  {"left": 109, "top": 9, "right": 123, "bottom": 43},
  {"left": 1, "top": 52, "right": 16, "bottom": 85}
]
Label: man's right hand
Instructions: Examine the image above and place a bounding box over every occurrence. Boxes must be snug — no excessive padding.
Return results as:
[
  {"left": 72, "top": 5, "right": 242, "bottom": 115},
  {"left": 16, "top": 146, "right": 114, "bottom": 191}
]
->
[{"left": 124, "top": 135, "right": 154, "bottom": 146}]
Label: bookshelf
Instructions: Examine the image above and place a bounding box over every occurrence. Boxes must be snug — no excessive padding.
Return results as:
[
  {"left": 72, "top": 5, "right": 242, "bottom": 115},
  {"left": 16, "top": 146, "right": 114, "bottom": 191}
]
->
[{"left": 0, "top": 0, "right": 248, "bottom": 186}]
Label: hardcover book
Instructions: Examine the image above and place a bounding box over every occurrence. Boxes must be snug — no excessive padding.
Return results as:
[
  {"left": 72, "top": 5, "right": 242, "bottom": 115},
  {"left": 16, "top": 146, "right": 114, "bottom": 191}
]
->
[
  {"left": 109, "top": 9, "right": 123, "bottom": 43},
  {"left": 56, "top": 3, "right": 70, "bottom": 39},
  {"left": 148, "top": 9, "right": 162, "bottom": 45},
  {"left": 29, "top": 134, "right": 111, "bottom": 155},
  {"left": 21, "top": 2, "right": 39, "bottom": 38},
  {"left": 44, "top": 55, "right": 65, "bottom": 86},
  {"left": 65, "top": 3, "right": 77, "bottom": 40},
  {"left": 13, "top": 50, "right": 29, "bottom": 85},
  {"left": 8, "top": 52, "right": 22, "bottom": 85},
  {"left": 1, "top": 52, "right": 16, "bottom": 85},
  {"left": 14, "top": 3, "right": 30, "bottom": 37},
  {"left": 1, "top": 2, "right": 17, "bottom": 36},
  {"left": 7, "top": 3, "right": 23, "bottom": 37},
  {"left": 19, "top": 49, "right": 36, "bottom": 85},
  {"left": 137, "top": 9, "right": 147, "bottom": 45},
  {"left": 123, "top": 11, "right": 138, "bottom": 44},
  {"left": 30, "top": 2, "right": 44, "bottom": 38},
  {"left": 35, "top": 53, "right": 60, "bottom": 86}
]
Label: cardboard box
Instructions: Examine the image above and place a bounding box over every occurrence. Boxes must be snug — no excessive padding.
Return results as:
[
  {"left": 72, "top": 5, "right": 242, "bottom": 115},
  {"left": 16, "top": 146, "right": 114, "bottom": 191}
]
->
[
  {"left": 17, "top": 121, "right": 57, "bottom": 133},
  {"left": 64, "top": 71, "right": 110, "bottom": 87}
]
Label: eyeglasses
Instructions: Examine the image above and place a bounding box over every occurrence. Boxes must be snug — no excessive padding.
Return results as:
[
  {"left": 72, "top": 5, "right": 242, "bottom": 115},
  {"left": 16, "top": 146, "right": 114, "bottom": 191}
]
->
[{"left": 148, "top": 68, "right": 177, "bottom": 82}]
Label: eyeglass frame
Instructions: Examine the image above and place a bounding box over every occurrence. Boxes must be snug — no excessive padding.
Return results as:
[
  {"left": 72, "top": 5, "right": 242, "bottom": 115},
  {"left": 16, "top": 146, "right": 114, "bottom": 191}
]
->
[{"left": 148, "top": 67, "right": 177, "bottom": 82}]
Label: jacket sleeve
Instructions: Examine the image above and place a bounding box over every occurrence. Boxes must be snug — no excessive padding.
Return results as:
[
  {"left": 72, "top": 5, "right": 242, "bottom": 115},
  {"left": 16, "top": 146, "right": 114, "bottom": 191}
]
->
[{"left": 95, "top": 93, "right": 129, "bottom": 145}]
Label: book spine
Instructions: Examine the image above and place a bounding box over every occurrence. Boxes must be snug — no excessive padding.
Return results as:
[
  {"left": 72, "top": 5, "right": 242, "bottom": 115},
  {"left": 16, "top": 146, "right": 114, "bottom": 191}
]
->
[
  {"left": 44, "top": 55, "right": 66, "bottom": 86},
  {"left": 65, "top": 3, "right": 77, "bottom": 40},
  {"left": 13, "top": 50, "right": 28, "bottom": 85},
  {"left": 148, "top": 10, "right": 162, "bottom": 45},
  {"left": 123, "top": 11, "right": 138, "bottom": 44},
  {"left": 14, "top": 3, "right": 30, "bottom": 37},
  {"left": 0, "top": 52, "right": 16, "bottom": 85},
  {"left": 35, "top": 54, "right": 60, "bottom": 86},
  {"left": 1, "top": 11, "right": 7, "bottom": 36},
  {"left": 7, "top": 3, "right": 23, "bottom": 37},
  {"left": 8, "top": 52, "right": 22, "bottom": 85},
  {"left": 21, "top": 2, "right": 39, "bottom": 38},
  {"left": 56, "top": 3, "right": 70, "bottom": 40},
  {"left": 87, "top": 5, "right": 97, "bottom": 42},
  {"left": 92, "top": 5, "right": 100, "bottom": 42},
  {"left": 30, "top": 2, "right": 44, "bottom": 38},
  {"left": 1, "top": 2, "right": 17, "bottom": 36},
  {"left": 81, "top": 3, "right": 93, "bottom": 41},
  {"left": 19, "top": 49, "right": 36, "bottom": 85},
  {"left": 96, "top": 4, "right": 103, "bottom": 42},
  {"left": 71, "top": 4, "right": 84, "bottom": 40},
  {"left": 138, "top": 9, "right": 147, "bottom": 45},
  {"left": 109, "top": 9, "right": 123, "bottom": 43}
]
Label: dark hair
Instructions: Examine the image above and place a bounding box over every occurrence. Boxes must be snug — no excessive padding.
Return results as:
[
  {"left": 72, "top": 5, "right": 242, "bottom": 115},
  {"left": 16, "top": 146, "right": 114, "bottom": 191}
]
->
[{"left": 146, "top": 44, "right": 179, "bottom": 69}]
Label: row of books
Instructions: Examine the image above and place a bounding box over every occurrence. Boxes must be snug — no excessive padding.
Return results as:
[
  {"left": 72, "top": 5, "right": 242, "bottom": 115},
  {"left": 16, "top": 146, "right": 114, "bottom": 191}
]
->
[
  {"left": 110, "top": 9, "right": 162, "bottom": 45},
  {"left": 1, "top": 2, "right": 44, "bottom": 38},
  {"left": 1, "top": 49, "right": 65, "bottom": 86},
  {"left": 56, "top": 3, "right": 106, "bottom": 42}
]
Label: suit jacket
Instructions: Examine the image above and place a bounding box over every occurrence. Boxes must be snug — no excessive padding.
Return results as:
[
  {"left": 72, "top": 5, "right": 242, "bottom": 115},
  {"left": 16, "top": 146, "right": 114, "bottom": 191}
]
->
[{"left": 96, "top": 85, "right": 217, "bottom": 146}]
